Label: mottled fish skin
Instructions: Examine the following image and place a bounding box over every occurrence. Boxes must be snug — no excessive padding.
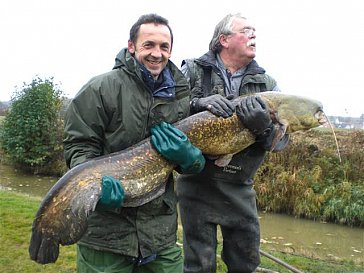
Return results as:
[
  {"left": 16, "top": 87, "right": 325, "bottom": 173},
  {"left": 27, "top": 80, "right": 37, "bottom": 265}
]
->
[{"left": 29, "top": 92, "right": 325, "bottom": 264}]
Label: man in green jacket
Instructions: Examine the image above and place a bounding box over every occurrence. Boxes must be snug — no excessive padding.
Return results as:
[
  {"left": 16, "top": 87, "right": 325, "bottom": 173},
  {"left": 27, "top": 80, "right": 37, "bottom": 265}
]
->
[
  {"left": 63, "top": 14, "right": 205, "bottom": 273},
  {"left": 177, "top": 13, "right": 289, "bottom": 273}
]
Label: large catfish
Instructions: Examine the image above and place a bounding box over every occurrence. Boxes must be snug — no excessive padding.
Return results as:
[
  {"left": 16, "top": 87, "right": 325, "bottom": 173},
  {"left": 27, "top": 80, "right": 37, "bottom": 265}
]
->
[{"left": 29, "top": 92, "right": 326, "bottom": 264}]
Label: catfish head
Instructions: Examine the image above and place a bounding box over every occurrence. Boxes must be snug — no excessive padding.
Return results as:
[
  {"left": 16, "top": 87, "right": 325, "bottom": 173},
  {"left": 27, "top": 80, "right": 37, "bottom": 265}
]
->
[{"left": 258, "top": 92, "right": 327, "bottom": 149}]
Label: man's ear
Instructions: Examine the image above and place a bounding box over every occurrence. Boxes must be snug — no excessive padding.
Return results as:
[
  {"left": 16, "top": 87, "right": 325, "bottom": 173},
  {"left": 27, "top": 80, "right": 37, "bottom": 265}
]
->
[
  {"left": 128, "top": 40, "right": 135, "bottom": 54},
  {"left": 219, "top": 34, "right": 229, "bottom": 49}
]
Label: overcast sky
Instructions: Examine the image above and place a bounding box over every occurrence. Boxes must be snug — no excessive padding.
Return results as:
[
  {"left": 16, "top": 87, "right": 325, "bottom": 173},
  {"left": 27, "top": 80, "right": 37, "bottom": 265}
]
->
[{"left": 1, "top": 0, "right": 363, "bottom": 117}]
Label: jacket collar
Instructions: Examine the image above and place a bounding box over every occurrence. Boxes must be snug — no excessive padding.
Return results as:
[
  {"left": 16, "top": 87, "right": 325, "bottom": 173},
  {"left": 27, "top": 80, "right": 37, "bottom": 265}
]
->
[
  {"left": 113, "top": 48, "right": 176, "bottom": 98},
  {"left": 196, "top": 50, "right": 266, "bottom": 75},
  {"left": 138, "top": 62, "right": 176, "bottom": 98}
]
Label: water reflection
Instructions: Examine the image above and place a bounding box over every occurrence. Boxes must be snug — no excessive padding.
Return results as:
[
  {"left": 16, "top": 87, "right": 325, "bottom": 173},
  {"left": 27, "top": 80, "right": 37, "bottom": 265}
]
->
[
  {"left": 1, "top": 163, "right": 363, "bottom": 263},
  {"left": 259, "top": 213, "right": 363, "bottom": 263},
  {"left": 0, "top": 163, "right": 58, "bottom": 197}
]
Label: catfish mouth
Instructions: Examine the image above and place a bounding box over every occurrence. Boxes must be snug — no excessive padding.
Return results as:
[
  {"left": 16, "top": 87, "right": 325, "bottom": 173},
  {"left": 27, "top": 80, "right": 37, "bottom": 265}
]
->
[{"left": 316, "top": 110, "right": 327, "bottom": 125}]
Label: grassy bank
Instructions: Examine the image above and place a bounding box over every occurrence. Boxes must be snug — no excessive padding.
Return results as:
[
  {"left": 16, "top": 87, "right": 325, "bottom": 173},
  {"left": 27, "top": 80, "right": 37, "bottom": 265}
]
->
[
  {"left": 0, "top": 190, "right": 76, "bottom": 273},
  {"left": 1, "top": 190, "right": 362, "bottom": 273},
  {"left": 256, "top": 128, "right": 364, "bottom": 227}
]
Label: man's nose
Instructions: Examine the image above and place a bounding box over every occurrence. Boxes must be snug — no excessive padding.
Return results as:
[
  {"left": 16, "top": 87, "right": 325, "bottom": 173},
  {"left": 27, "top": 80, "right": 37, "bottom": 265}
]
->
[{"left": 150, "top": 47, "right": 162, "bottom": 58}]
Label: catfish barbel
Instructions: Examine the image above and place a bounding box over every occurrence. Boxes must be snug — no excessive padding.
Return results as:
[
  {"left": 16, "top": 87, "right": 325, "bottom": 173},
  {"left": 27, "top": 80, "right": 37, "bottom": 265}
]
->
[{"left": 29, "top": 92, "right": 326, "bottom": 264}]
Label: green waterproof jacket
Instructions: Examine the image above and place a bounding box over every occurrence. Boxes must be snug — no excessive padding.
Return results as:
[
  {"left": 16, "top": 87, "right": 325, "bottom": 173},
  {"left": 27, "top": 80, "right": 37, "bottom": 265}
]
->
[{"left": 63, "top": 48, "right": 190, "bottom": 258}]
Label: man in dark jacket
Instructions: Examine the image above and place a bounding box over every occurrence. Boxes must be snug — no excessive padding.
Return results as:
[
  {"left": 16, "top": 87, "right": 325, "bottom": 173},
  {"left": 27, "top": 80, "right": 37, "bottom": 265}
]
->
[
  {"left": 63, "top": 14, "right": 205, "bottom": 273},
  {"left": 177, "top": 13, "right": 289, "bottom": 273}
]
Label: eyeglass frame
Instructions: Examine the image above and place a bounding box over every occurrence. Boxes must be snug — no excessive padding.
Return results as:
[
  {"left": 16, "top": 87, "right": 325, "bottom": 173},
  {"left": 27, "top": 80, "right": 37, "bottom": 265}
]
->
[{"left": 227, "top": 27, "right": 256, "bottom": 37}]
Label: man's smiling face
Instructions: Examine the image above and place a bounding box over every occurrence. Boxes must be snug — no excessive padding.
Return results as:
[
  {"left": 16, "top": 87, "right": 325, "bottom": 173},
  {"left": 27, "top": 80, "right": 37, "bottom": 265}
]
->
[{"left": 128, "top": 23, "right": 172, "bottom": 80}]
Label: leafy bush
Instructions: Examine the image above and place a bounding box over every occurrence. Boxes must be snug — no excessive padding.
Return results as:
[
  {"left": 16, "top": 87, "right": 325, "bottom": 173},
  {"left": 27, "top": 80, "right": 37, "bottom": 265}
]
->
[
  {"left": 322, "top": 183, "right": 364, "bottom": 225},
  {"left": 0, "top": 77, "right": 65, "bottom": 174}
]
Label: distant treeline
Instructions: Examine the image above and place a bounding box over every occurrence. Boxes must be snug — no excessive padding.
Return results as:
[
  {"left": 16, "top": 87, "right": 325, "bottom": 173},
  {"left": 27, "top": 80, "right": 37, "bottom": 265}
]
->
[{"left": 0, "top": 101, "right": 10, "bottom": 116}]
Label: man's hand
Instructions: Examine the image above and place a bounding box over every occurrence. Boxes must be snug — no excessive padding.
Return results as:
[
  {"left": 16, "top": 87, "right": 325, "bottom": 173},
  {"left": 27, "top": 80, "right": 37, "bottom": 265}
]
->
[
  {"left": 193, "top": 94, "right": 234, "bottom": 118},
  {"left": 96, "top": 176, "right": 124, "bottom": 211},
  {"left": 236, "top": 96, "right": 272, "bottom": 136},
  {"left": 151, "top": 122, "right": 205, "bottom": 173}
]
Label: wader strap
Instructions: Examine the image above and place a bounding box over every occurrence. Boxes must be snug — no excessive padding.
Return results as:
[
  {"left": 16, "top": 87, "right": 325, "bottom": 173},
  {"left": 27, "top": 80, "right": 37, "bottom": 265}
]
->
[{"left": 202, "top": 67, "right": 212, "bottom": 97}]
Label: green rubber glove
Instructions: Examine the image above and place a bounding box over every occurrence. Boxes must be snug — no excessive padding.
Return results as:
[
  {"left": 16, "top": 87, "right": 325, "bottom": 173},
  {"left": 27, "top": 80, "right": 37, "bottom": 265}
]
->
[
  {"left": 151, "top": 122, "right": 205, "bottom": 174},
  {"left": 96, "top": 176, "right": 125, "bottom": 211}
]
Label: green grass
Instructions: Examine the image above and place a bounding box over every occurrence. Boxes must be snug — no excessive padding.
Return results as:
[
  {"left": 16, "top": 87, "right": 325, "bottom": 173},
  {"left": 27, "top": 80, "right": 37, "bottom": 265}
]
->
[
  {"left": 1, "top": 190, "right": 363, "bottom": 273},
  {"left": 0, "top": 190, "right": 76, "bottom": 273}
]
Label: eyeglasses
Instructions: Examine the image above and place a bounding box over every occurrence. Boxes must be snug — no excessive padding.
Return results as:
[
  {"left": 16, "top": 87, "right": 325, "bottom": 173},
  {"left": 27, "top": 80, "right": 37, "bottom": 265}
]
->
[{"left": 232, "top": 27, "right": 256, "bottom": 37}]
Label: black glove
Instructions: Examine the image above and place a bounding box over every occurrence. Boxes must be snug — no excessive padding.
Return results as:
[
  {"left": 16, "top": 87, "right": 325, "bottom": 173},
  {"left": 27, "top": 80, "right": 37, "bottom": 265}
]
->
[
  {"left": 193, "top": 94, "right": 235, "bottom": 118},
  {"left": 236, "top": 96, "right": 272, "bottom": 136}
]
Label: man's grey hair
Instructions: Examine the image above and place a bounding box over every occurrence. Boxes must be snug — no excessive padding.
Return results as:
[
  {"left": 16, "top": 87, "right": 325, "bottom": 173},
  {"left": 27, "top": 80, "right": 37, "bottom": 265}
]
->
[{"left": 209, "top": 13, "right": 246, "bottom": 53}]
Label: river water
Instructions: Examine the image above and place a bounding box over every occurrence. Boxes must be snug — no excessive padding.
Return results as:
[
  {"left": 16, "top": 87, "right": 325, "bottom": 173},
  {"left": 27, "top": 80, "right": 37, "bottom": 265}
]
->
[{"left": 0, "top": 163, "right": 363, "bottom": 264}]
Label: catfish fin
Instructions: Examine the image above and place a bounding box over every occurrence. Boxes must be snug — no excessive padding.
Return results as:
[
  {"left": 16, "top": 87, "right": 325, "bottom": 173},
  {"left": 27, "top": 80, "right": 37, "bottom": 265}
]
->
[
  {"left": 214, "top": 154, "right": 234, "bottom": 167},
  {"left": 29, "top": 229, "right": 59, "bottom": 264},
  {"left": 270, "top": 123, "right": 287, "bottom": 151}
]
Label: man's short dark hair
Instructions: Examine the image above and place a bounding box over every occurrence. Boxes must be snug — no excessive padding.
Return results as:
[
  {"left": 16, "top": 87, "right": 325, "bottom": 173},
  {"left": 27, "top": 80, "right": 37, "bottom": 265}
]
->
[{"left": 129, "top": 13, "right": 173, "bottom": 48}]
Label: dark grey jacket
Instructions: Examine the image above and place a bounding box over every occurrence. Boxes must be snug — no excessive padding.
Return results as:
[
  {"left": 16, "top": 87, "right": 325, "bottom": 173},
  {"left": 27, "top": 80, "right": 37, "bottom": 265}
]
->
[
  {"left": 63, "top": 48, "right": 190, "bottom": 257},
  {"left": 182, "top": 50, "right": 278, "bottom": 103},
  {"left": 178, "top": 51, "right": 288, "bottom": 186}
]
